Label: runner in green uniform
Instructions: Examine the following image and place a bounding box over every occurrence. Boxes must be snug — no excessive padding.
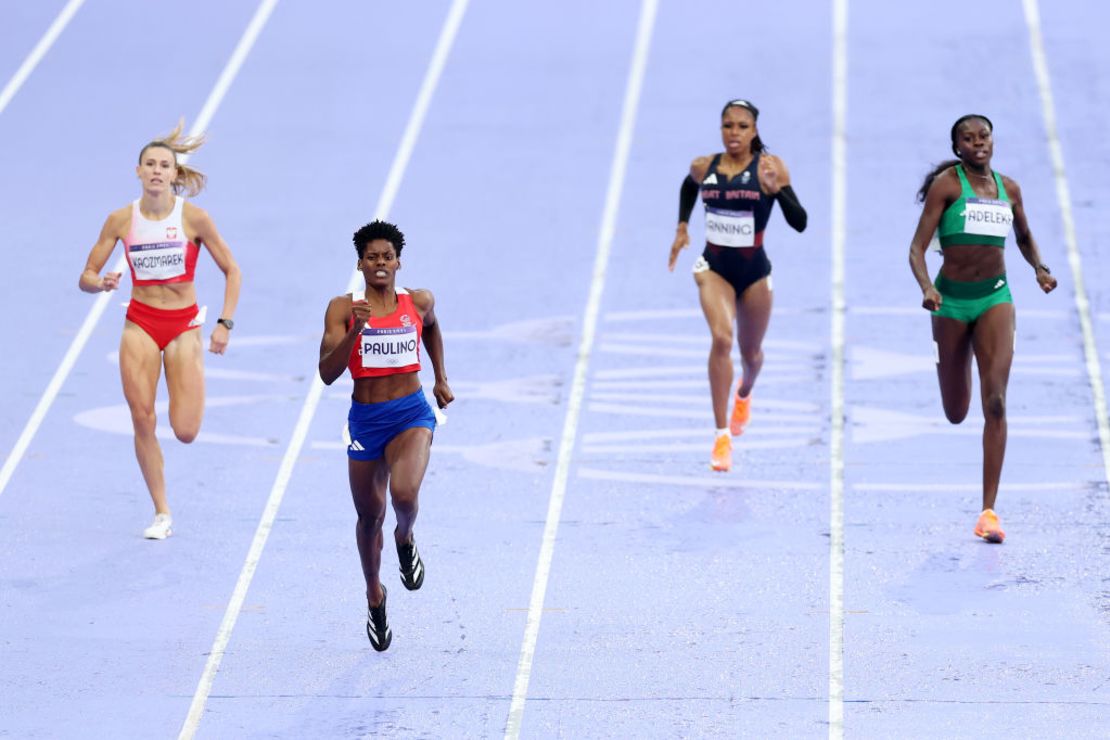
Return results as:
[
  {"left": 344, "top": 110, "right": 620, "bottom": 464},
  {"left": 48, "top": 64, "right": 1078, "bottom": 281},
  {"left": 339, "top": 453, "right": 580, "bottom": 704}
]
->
[{"left": 908, "top": 114, "right": 1057, "bottom": 543}]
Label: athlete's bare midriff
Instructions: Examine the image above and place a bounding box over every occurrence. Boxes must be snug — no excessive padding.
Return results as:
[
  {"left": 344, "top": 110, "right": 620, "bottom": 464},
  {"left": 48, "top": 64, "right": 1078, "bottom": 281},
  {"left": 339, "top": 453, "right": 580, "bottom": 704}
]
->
[{"left": 352, "top": 372, "right": 422, "bottom": 404}]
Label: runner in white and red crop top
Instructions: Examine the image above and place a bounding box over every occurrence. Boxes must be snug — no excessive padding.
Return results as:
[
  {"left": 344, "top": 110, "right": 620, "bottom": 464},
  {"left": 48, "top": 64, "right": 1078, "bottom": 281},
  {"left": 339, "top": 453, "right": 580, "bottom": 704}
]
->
[
  {"left": 318, "top": 219, "right": 453, "bottom": 651},
  {"left": 78, "top": 121, "right": 242, "bottom": 541}
]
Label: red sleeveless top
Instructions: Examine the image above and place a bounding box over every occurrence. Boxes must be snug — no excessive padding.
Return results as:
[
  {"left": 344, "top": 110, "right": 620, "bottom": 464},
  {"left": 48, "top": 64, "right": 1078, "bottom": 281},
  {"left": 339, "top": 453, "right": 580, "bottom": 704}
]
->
[{"left": 347, "top": 289, "right": 423, "bottom": 379}]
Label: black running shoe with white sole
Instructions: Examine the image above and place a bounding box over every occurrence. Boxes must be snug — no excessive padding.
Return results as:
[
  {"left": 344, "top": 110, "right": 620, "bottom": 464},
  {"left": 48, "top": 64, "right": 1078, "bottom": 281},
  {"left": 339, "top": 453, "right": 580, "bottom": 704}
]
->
[
  {"left": 366, "top": 586, "right": 392, "bottom": 652},
  {"left": 397, "top": 537, "right": 425, "bottom": 591}
]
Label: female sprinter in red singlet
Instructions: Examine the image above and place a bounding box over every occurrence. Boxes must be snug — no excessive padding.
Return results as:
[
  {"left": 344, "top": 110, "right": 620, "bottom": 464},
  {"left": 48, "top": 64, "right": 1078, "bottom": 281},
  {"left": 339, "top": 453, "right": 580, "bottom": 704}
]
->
[
  {"left": 318, "top": 220, "right": 453, "bottom": 652},
  {"left": 668, "top": 99, "right": 807, "bottom": 472},
  {"left": 79, "top": 121, "right": 241, "bottom": 540}
]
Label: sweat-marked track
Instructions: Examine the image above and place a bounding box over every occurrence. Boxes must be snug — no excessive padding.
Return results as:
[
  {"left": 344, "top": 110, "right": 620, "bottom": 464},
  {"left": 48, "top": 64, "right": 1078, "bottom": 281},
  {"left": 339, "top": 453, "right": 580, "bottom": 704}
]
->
[{"left": 0, "top": 1, "right": 1108, "bottom": 738}]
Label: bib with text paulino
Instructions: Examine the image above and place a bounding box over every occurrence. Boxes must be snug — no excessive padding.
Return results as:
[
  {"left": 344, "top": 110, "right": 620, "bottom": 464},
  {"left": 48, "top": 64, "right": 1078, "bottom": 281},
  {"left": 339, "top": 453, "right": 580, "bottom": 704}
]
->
[
  {"left": 705, "top": 206, "right": 755, "bottom": 247},
  {"left": 360, "top": 325, "right": 419, "bottom": 369},
  {"left": 128, "top": 241, "right": 187, "bottom": 281},
  {"left": 962, "top": 198, "right": 1013, "bottom": 238}
]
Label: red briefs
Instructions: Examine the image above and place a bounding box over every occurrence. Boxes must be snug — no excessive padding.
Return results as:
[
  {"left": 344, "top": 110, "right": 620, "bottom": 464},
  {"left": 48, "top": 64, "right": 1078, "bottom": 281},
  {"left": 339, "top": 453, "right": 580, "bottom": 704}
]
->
[{"left": 125, "top": 299, "right": 200, "bottom": 350}]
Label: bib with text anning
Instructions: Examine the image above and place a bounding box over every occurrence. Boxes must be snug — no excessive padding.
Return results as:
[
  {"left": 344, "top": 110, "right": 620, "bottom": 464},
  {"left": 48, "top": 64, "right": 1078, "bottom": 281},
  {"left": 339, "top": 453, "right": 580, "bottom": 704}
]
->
[{"left": 705, "top": 207, "right": 755, "bottom": 247}]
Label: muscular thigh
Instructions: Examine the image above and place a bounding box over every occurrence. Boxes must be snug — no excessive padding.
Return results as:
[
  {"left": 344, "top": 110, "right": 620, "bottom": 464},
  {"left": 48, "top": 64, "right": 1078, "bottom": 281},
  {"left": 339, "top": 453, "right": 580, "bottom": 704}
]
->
[
  {"left": 162, "top": 329, "right": 204, "bottom": 409},
  {"left": 119, "top": 322, "right": 162, "bottom": 407},
  {"left": 971, "top": 303, "right": 1015, "bottom": 387},
  {"left": 349, "top": 457, "right": 389, "bottom": 516},
  {"left": 932, "top": 315, "right": 974, "bottom": 374},
  {"left": 695, "top": 268, "right": 737, "bottom": 335},
  {"left": 384, "top": 427, "right": 433, "bottom": 496}
]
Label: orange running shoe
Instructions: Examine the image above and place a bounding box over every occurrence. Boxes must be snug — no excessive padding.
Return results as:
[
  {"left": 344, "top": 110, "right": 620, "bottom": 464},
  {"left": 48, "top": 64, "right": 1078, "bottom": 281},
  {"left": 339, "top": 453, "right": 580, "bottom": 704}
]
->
[
  {"left": 729, "top": 392, "right": 751, "bottom": 436},
  {"left": 710, "top": 434, "right": 732, "bottom": 472},
  {"left": 974, "top": 509, "right": 1006, "bottom": 544}
]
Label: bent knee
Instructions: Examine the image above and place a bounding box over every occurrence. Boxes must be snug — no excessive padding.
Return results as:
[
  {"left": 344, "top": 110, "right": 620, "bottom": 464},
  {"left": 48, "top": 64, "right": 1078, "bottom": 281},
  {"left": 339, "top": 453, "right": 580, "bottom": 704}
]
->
[
  {"left": 941, "top": 400, "right": 970, "bottom": 424},
  {"left": 171, "top": 420, "right": 201, "bottom": 444},
  {"left": 739, "top": 347, "right": 764, "bottom": 367},
  {"left": 129, "top": 408, "right": 157, "bottom": 435},
  {"left": 709, "top": 331, "right": 733, "bottom": 354},
  {"left": 357, "top": 511, "right": 386, "bottom": 531},
  {"left": 984, "top": 393, "right": 1006, "bottom": 420},
  {"left": 390, "top": 487, "right": 420, "bottom": 509}
]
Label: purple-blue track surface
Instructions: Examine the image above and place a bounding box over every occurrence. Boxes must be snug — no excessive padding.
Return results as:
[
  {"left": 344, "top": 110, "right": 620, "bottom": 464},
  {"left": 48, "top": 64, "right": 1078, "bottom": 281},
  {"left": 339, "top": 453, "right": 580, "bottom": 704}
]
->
[{"left": 0, "top": 1, "right": 1106, "bottom": 738}]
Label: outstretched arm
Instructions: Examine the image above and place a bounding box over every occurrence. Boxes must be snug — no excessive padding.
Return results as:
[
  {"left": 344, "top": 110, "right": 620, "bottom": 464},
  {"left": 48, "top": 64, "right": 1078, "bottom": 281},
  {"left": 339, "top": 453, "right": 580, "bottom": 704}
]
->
[
  {"left": 188, "top": 205, "right": 242, "bottom": 355},
  {"left": 318, "top": 295, "right": 366, "bottom": 385},
  {"left": 1006, "top": 177, "right": 1057, "bottom": 295},
  {"left": 669, "top": 156, "right": 711, "bottom": 271},
  {"left": 79, "top": 210, "right": 126, "bottom": 293},
  {"left": 908, "top": 179, "right": 950, "bottom": 311},
  {"left": 415, "top": 290, "right": 453, "bottom": 409},
  {"left": 758, "top": 154, "right": 806, "bottom": 231}
]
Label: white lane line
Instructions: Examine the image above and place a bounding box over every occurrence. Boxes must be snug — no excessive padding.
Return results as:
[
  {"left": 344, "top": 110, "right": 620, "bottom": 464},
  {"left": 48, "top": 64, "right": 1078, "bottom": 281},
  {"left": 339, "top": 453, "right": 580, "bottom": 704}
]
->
[
  {"left": 1022, "top": 0, "right": 1110, "bottom": 489},
  {"left": 0, "top": 0, "right": 278, "bottom": 501},
  {"left": 0, "top": 0, "right": 85, "bottom": 116},
  {"left": 176, "top": 1, "right": 470, "bottom": 738},
  {"left": 502, "top": 1, "right": 659, "bottom": 736},
  {"left": 829, "top": 0, "right": 848, "bottom": 737},
  {"left": 578, "top": 467, "right": 823, "bottom": 491},
  {"left": 854, "top": 480, "right": 1088, "bottom": 493},
  {"left": 0, "top": 0, "right": 88, "bottom": 496}
]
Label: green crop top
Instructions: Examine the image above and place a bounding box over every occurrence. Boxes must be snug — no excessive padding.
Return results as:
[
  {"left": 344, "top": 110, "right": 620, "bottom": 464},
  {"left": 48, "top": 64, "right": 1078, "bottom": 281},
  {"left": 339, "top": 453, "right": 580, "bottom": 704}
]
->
[{"left": 937, "top": 164, "right": 1013, "bottom": 248}]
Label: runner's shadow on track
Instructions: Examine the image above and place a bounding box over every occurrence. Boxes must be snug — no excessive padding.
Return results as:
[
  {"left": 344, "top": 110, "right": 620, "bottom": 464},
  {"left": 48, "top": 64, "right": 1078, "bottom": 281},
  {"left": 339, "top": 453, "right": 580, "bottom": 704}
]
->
[{"left": 887, "top": 546, "right": 1038, "bottom": 616}]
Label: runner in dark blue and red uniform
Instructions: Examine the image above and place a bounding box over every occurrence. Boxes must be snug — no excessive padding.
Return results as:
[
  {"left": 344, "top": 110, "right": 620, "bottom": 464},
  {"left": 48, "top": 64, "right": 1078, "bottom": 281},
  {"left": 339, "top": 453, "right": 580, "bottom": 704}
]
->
[
  {"left": 318, "top": 220, "right": 453, "bottom": 651},
  {"left": 668, "top": 99, "right": 808, "bottom": 472}
]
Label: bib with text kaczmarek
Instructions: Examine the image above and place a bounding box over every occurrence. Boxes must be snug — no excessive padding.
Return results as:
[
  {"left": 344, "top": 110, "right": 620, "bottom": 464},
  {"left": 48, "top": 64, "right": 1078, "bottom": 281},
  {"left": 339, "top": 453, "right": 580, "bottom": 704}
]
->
[
  {"left": 705, "top": 206, "right": 755, "bottom": 247},
  {"left": 962, "top": 198, "right": 1013, "bottom": 238},
  {"left": 128, "top": 241, "right": 187, "bottom": 281},
  {"left": 360, "top": 325, "right": 419, "bottom": 369}
]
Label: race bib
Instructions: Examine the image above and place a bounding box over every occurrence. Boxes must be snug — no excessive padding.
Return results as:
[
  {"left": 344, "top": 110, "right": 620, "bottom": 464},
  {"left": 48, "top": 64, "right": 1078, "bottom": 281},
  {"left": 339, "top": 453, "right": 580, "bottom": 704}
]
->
[
  {"left": 360, "top": 325, "right": 419, "bottom": 368},
  {"left": 962, "top": 198, "right": 1013, "bottom": 238},
  {"left": 129, "top": 241, "right": 186, "bottom": 281},
  {"left": 705, "top": 207, "right": 755, "bottom": 247}
]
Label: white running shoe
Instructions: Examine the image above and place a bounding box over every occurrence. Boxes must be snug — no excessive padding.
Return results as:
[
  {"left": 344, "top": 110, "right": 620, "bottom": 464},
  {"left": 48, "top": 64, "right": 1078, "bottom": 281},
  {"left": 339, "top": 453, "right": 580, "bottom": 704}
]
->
[{"left": 143, "top": 513, "right": 173, "bottom": 540}]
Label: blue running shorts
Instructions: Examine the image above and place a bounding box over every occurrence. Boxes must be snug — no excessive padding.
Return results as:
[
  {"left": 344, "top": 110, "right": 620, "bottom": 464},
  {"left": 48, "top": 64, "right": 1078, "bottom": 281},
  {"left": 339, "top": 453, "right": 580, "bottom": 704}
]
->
[{"left": 347, "top": 388, "right": 436, "bottom": 461}]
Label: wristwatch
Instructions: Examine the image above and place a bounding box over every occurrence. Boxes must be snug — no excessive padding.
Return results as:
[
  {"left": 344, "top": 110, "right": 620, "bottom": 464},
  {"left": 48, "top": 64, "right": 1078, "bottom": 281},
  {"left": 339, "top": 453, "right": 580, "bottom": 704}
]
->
[{"left": 217, "top": 318, "right": 235, "bottom": 330}]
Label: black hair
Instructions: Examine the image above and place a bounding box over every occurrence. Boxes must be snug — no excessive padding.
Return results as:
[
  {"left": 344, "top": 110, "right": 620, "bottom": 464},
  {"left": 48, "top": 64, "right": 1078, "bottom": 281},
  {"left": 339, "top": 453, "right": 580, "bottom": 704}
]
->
[
  {"left": 916, "top": 114, "right": 994, "bottom": 203},
  {"left": 352, "top": 219, "right": 405, "bottom": 258},
  {"left": 721, "top": 99, "right": 765, "bottom": 154}
]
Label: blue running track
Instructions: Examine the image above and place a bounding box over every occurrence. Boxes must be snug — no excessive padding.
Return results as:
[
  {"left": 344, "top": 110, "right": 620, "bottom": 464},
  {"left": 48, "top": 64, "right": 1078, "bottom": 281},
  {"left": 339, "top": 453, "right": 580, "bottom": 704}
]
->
[{"left": 0, "top": 1, "right": 1107, "bottom": 737}]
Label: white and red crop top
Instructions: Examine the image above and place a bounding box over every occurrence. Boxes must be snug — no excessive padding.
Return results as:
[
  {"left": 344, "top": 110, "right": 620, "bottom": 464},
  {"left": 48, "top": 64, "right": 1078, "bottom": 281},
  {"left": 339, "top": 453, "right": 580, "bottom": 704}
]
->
[
  {"left": 347, "top": 288, "right": 423, "bottom": 379},
  {"left": 123, "top": 197, "right": 200, "bottom": 286}
]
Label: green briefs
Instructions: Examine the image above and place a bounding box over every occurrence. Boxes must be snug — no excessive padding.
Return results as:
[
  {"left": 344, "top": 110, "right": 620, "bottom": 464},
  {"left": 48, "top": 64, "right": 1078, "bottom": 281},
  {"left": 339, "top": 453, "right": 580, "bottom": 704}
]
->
[{"left": 932, "top": 273, "right": 1012, "bottom": 323}]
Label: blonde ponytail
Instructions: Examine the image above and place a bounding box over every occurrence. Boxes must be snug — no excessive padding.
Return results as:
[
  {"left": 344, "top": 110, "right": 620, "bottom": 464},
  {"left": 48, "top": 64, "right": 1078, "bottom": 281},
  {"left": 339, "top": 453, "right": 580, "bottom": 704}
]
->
[{"left": 139, "top": 119, "right": 208, "bottom": 197}]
